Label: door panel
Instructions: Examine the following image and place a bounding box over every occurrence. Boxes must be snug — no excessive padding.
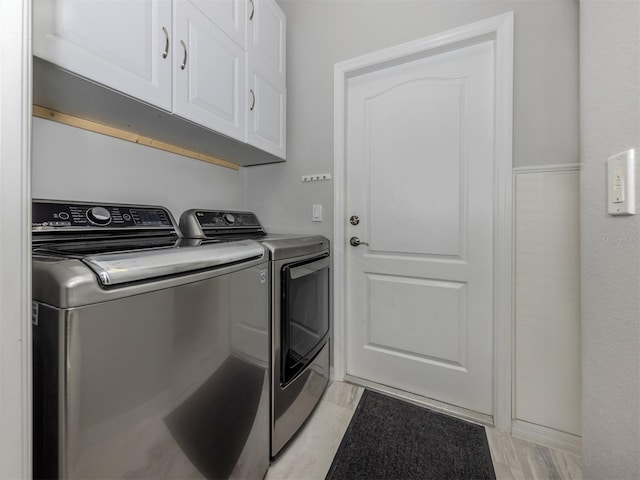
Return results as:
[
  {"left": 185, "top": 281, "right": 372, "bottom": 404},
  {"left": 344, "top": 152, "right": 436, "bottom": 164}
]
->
[
  {"left": 367, "top": 77, "right": 465, "bottom": 257},
  {"left": 367, "top": 274, "right": 467, "bottom": 367},
  {"left": 346, "top": 40, "right": 495, "bottom": 415}
]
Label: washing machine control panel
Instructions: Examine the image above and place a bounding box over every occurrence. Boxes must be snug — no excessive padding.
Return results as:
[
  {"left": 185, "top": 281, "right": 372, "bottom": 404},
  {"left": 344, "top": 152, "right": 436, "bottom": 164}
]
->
[{"left": 32, "top": 201, "right": 175, "bottom": 230}]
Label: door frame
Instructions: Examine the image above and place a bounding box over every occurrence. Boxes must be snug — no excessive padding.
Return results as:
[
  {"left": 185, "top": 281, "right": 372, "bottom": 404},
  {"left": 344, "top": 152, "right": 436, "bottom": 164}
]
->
[
  {"left": 0, "top": 0, "right": 33, "bottom": 477},
  {"left": 333, "top": 12, "right": 514, "bottom": 431}
]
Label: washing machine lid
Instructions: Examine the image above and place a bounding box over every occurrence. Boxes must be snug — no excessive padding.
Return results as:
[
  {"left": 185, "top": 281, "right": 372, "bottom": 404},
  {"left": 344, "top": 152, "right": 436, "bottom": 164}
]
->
[{"left": 82, "top": 240, "right": 264, "bottom": 286}]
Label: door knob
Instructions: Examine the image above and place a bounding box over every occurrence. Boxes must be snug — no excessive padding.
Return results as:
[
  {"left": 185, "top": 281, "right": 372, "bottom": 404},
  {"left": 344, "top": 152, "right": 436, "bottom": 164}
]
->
[
  {"left": 350, "top": 236, "right": 369, "bottom": 247},
  {"left": 349, "top": 215, "right": 360, "bottom": 226}
]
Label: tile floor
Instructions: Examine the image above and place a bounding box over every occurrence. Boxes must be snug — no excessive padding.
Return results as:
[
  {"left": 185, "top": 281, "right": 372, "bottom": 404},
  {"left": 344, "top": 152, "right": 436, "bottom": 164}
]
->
[{"left": 265, "top": 382, "right": 582, "bottom": 480}]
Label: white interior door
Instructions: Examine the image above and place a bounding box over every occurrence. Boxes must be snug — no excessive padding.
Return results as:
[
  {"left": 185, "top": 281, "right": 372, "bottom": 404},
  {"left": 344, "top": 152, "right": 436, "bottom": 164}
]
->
[{"left": 345, "top": 39, "right": 496, "bottom": 415}]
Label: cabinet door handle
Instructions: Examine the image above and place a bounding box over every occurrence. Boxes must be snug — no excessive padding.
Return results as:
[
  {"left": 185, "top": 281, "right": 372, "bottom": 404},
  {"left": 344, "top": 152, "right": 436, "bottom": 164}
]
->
[
  {"left": 249, "top": 0, "right": 255, "bottom": 20},
  {"left": 249, "top": 89, "right": 256, "bottom": 111},
  {"left": 161, "top": 26, "right": 169, "bottom": 59},
  {"left": 180, "top": 40, "right": 187, "bottom": 70}
]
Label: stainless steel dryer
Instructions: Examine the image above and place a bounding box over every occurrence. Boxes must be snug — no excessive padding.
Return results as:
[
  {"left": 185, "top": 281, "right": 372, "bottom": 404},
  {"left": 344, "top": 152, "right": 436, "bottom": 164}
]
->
[
  {"left": 32, "top": 200, "right": 270, "bottom": 480},
  {"left": 179, "top": 210, "right": 330, "bottom": 457}
]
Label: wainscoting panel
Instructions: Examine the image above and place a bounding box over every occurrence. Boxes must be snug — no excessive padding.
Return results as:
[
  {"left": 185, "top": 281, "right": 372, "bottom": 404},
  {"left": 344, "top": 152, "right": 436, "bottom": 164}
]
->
[{"left": 513, "top": 168, "right": 581, "bottom": 441}]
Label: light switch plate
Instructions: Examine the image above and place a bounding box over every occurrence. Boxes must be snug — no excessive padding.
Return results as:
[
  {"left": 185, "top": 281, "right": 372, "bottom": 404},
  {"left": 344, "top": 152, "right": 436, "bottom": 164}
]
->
[
  {"left": 312, "top": 204, "right": 323, "bottom": 222},
  {"left": 607, "top": 149, "right": 635, "bottom": 216}
]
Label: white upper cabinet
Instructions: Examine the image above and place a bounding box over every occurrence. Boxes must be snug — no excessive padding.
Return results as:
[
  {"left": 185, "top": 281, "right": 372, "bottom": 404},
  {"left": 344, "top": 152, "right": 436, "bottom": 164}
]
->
[
  {"left": 33, "top": 0, "right": 286, "bottom": 162},
  {"left": 33, "top": 0, "right": 173, "bottom": 111},
  {"left": 173, "top": 0, "right": 246, "bottom": 139},
  {"left": 246, "top": 0, "right": 286, "bottom": 158}
]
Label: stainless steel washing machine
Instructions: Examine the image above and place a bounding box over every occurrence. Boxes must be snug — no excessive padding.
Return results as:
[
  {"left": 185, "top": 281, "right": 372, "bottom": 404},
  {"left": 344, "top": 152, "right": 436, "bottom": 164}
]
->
[
  {"left": 179, "top": 210, "right": 330, "bottom": 457},
  {"left": 32, "top": 200, "right": 270, "bottom": 480}
]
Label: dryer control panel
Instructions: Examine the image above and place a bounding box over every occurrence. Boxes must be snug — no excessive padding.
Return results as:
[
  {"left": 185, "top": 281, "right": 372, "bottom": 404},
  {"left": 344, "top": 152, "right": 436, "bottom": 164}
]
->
[{"left": 180, "top": 209, "right": 266, "bottom": 238}]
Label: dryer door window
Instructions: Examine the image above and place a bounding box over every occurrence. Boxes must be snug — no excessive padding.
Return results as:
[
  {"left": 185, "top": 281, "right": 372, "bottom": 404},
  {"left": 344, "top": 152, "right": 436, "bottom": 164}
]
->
[{"left": 281, "top": 254, "right": 330, "bottom": 385}]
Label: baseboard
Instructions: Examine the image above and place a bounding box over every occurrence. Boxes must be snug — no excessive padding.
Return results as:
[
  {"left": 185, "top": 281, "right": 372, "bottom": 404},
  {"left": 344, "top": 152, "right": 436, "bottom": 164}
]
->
[
  {"left": 344, "top": 374, "right": 494, "bottom": 428},
  {"left": 511, "top": 419, "right": 582, "bottom": 455}
]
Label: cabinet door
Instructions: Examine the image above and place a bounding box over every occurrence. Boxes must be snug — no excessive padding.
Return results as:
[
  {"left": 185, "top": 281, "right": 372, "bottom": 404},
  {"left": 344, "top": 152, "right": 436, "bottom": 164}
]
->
[
  {"left": 246, "top": 0, "right": 286, "bottom": 159},
  {"left": 174, "top": 0, "right": 246, "bottom": 140},
  {"left": 246, "top": 66, "right": 286, "bottom": 158},
  {"left": 33, "top": 0, "right": 172, "bottom": 111}
]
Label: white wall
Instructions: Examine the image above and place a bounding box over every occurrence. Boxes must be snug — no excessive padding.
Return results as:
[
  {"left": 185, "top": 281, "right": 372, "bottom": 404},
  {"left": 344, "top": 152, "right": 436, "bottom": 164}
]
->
[
  {"left": 32, "top": 118, "right": 246, "bottom": 221},
  {"left": 245, "top": 0, "right": 579, "bottom": 236},
  {"left": 580, "top": 1, "right": 640, "bottom": 477}
]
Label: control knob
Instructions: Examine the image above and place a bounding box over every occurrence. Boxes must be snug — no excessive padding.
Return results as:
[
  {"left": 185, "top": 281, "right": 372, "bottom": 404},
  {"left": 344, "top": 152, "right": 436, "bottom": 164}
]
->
[
  {"left": 222, "top": 213, "right": 235, "bottom": 225},
  {"left": 86, "top": 206, "right": 112, "bottom": 226}
]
